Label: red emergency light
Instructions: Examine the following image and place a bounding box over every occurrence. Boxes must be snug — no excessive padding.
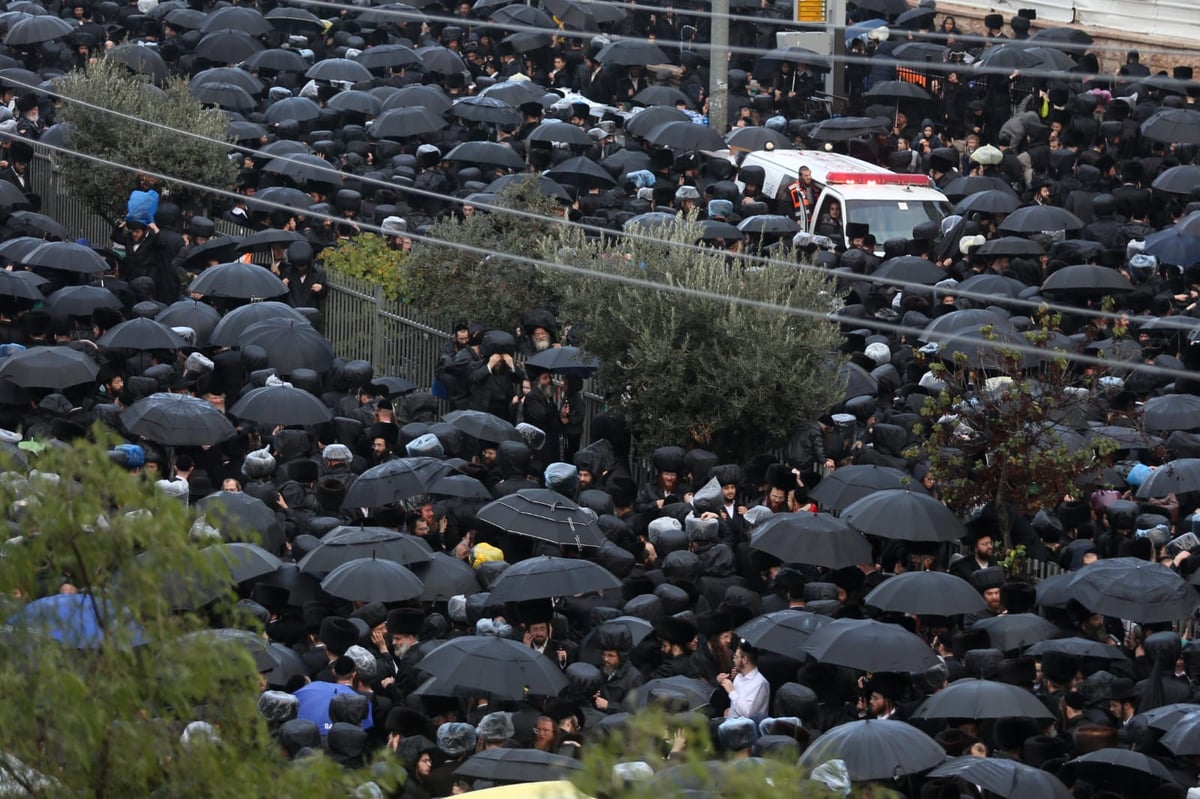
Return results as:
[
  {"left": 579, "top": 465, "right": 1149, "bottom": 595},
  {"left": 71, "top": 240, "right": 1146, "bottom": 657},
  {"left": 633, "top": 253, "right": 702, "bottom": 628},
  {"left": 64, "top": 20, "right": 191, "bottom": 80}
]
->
[{"left": 824, "top": 172, "right": 932, "bottom": 187}]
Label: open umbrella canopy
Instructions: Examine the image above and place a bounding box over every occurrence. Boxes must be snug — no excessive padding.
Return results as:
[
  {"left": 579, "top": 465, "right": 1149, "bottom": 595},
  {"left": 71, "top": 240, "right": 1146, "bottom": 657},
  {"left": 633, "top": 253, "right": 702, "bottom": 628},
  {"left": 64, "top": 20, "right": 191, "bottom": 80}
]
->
[
  {"left": 970, "top": 613, "right": 1060, "bottom": 652},
  {"left": 486, "top": 556, "right": 620, "bottom": 603},
  {"left": 871, "top": 256, "right": 946, "bottom": 285},
  {"left": 443, "top": 409, "right": 524, "bottom": 444},
  {"left": 411, "top": 551, "right": 482, "bottom": 601},
  {"left": 341, "top": 457, "right": 457, "bottom": 509},
  {"left": 1043, "top": 264, "right": 1135, "bottom": 296},
  {"left": 912, "top": 678, "right": 1054, "bottom": 720},
  {"left": 45, "top": 285, "right": 122, "bottom": 319},
  {"left": 0, "top": 346, "right": 98, "bottom": 390},
  {"left": 239, "top": 319, "right": 335, "bottom": 374},
  {"left": 753, "top": 45, "right": 830, "bottom": 78},
  {"left": 864, "top": 571, "right": 987, "bottom": 616},
  {"left": 633, "top": 85, "right": 694, "bottom": 108},
  {"left": 544, "top": 156, "right": 616, "bottom": 190},
  {"left": 121, "top": 392, "right": 237, "bottom": 446},
  {"left": 324, "top": 89, "right": 381, "bottom": 117},
  {"left": 203, "top": 542, "right": 282, "bottom": 583},
  {"left": 997, "top": 205, "right": 1085, "bottom": 234},
  {"left": 644, "top": 121, "right": 727, "bottom": 152},
  {"left": 455, "top": 749, "right": 582, "bottom": 784},
  {"left": 955, "top": 273, "right": 1029, "bottom": 299},
  {"left": 524, "top": 346, "right": 600, "bottom": 377},
  {"left": 1141, "top": 394, "right": 1200, "bottom": 432},
  {"left": 353, "top": 43, "right": 422, "bottom": 71},
  {"left": 799, "top": 719, "right": 945, "bottom": 781},
  {"left": 1143, "top": 225, "right": 1200, "bottom": 266},
  {"left": 807, "top": 116, "right": 889, "bottom": 142},
  {"left": 195, "top": 30, "right": 263, "bottom": 63},
  {"left": 1137, "top": 458, "right": 1200, "bottom": 498},
  {"left": 734, "top": 609, "right": 832, "bottom": 657},
  {"left": 625, "top": 106, "right": 690, "bottom": 138},
  {"left": 190, "top": 261, "right": 287, "bottom": 300},
  {"left": 305, "top": 57, "right": 373, "bottom": 84},
  {"left": 202, "top": 5, "right": 271, "bottom": 35},
  {"left": 417, "top": 635, "right": 569, "bottom": 699},
  {"left": 864, "top": 80, "right": 932, "bottom": 101},
  {"left": 526, "top": 121, "right": 593, "bottom": 147},
  {"left": 1067, "top": 748, "right": 1174, "bottom": 789},
  {"left": 195, "top": 491, "right": 278, "bottom": 538},
  {"left": 22, "top": 240, "right": 108, "bottom": 275},
  {"left": 749, "top": 512, "right": 871, "bottom": 569},
  {"left": 841, "top": 488, "right": 966, "bottom": 542},
  {"left": 97, "top": 318, "right": 187, "bottom": 352},
  {"left": 4, "top": 14, "right": 73, "bottom": 46},
  {"left": 955, "top": 190, "right": 1022, "bottom": 216},
  {"left": 9, "top": 593, "right": 145, "bottom": 649},
  {"left": 930, "top": 756, "right": 1071, "bottom": 799},
  {"left": 809, "top": 465, "right": 926, "bottom": 511},
  {"left": 209, "top": 301, "right": 310, "bottom": 346},
  {"left": 1153, "top": 164, "right": 1200, "bottom": 195},
  {"left": 477, "top": 489, "right": 605, "bottom": 548},
  {"left": 1024, "top": 637, "right": 1129, "bottom": 662},
  {"left": 230, "top": 383, "right": 333, "bottom": 427},
  {"left": 320, "top": 556, "right": 425, "bottom": 603},
  {"left": 444, "top": 141, "right": 525, "bottom": 170},
  {"left": 370, "top": 106, "right": 446, "bottom": 138},
  {"left": 629, "top": 676, "right": 714, "bottom": 711},
  {"left": 593, "top": 39, "right": 667, "bottom": 66},
  {"left": 1141, "top": 107, "right": 1200, "bottom": 145},
  {"left": 1060, "top": 557, "right": 1198, "bottom": 623},
  {"left": 1160, "top": 712, "right": 1200, "bottom": 756},
  {"left": 299, "top": 526, "right": 433, "bottom": 574},
  {"left": 802, "top": 618, "right": 940, "bottom": 672}
]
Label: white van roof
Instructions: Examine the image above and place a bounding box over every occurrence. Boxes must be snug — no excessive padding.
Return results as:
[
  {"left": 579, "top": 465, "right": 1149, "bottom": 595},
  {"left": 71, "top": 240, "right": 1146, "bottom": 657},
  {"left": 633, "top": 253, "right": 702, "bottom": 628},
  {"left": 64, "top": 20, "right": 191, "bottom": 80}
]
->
[{"left": 742, "top": 149, "right": 949, "bottom": 204}]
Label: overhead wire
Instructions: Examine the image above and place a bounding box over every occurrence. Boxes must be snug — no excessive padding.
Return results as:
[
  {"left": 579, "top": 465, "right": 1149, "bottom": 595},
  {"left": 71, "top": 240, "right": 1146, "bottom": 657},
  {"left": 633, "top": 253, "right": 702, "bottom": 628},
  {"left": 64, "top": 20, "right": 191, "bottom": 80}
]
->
[
  {"left": 3, "top": 70, "right": 1177, "bottom": 332},
  {"left": 20, "top": 128, "right": 1200, "bottom": 386}
]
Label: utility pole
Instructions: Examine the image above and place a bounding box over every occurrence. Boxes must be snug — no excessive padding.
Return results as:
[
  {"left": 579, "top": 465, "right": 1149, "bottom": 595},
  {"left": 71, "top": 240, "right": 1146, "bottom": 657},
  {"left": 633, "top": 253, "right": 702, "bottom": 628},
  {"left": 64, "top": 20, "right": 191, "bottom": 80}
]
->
[
  {"left": 708, "top": 0, "right": 729, "bottom": 135},
  {"left": 827, "top": 0, "right": 847, "bottom": 114}
]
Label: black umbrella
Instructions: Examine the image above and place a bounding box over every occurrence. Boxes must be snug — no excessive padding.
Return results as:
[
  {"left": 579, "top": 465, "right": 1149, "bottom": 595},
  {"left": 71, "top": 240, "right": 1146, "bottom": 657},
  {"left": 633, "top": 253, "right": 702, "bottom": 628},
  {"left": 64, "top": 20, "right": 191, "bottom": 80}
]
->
[
  {"left": 192, "top": 66, "right": 264, "bottom": 95},
  {"left": 799, "top": 719, "right": 945, "bottom": 781},
  {"left": 738, "top": 215, "right": 801, "bottom": 237},
  {"left": 871, "top": 256, "right": 946, "bottom": 285},
  {"left": 919, "top": 309, "right": 1015, "bottom": 342},
  {"left": 1024, "top": 637, "right": 1128, "bottom": 662},
  {"left": 0, "top": 178, "right": 28, "bottom": 210},
  {"left": 122, "top": 392, "right": 237, "bottom": 446},
  {"left": 299, "top": 527, "right": 434, "bottom": 574},
  {"left": 417, "top": 636, "right": 569, "bottom": 698},
  {"left": 97, "top": 318, "right": 187, "bottom": 352},
  {"left": 204, "top": 542, "right": 282, "bottom": 583},
  {"left": 501, "top": 30, "right": 552, "bottom": 53},
  {"left": 891, "top": 41, "right": 950, "bottom": 62},
  {"left": 1142, "top": 394, "right": 1200, "bottom": 432},
  {"left": 486, "top": 555, "right": 620, "bottom": 603},
  {"left": 864, "top": 80, "right": 932, "bottom": 101},
  {"left": 320, "top": 556, "right": 425, "bottom": 603},
  {"left": 353, "top": 43, "right": 422, "bottom": 71},
  {"left": 489, "top": 3, "right": 555, "bottom": 27},
  {"left": 1137, "top": 458, "right": 1200, "bottom": 497},
  {"left": 411, "top": 552, "right": 482, "bottom": 601},
  {"left": 444, "top": 141, "right": 525, "bottom": 170},
  {"left": 955, "top": 191, "right": 1022, "bottom": 215},
  {"left": 997, "top": 205, "right": 1085, "bottom": 234},
  {"left": 369, "top": 376, "right": 419, "bottom": 397},
  {"left": 807, "top": 116, "right": 889, "bottom": 142},
  {"left": 802, "top": 618, "right": 940, "bottom": 672},
  {"left": 46, "top": 284, "right": 122, "bottom": 321},
  {"left": 912, "top": 678, "right": 1054, "bottom": 720},
  {"left": 1067, "top": 748, "right": 1173, "bottom": 789},
  {"left": 417, "top": 45, "right": 467, "bottom": 75},
  {"left": 955, "top": 273, "right": 1028, "bottom": 298},
  {"left": 1141, "top": 108, "right": 1200, "bottom": 145},
  {"left": 594, "top": 39, "right": 667, "bottom": 66},
  {"left": 249, "top": 186, "right": 314, "bottom": 215},
  {"left": 554, "top": 0, "right": 625, "bottom": 30},
  {"left": 181, "top": 237, "right": 242, "bottom": 271},
  {"left": 633, "top": 85, "right": 694, "bottom": 108},
  {"left": 1062, "top": 556, "right": 1198, "bottom": 623},
  {"left": 203, "top": 5, "right": 271, "bottom": 35},
  {"left": 545, "top": 156, "right": 616, "bottom": 190},
  {"left": 1143, "top": 226, "right": 1200, "bottom": 266},
  {"left": 195, "top": 30, "right": 264, "bottom": 63},
  {"left": 164, "top": 7, "right": 206, "bottom": 30},
  {"left": 749, "top": 512, "right": 871, "bottom": 569},
  {"left": 525, "top": 346, "right": 600, "bottom": 377},
  {"left": 734, "top": 609, "right": 832, "bottom": 657},
  {"left": 809, "top": 465, "right": 926, "bottom": 512},
  {"left": 0, "top": 346, "right": 98, "bottom": 390},
  {"left": 480, "top": 80, "right": 552, "bottom": 108},
  {"left": 577, "top": 616, "right": 654, "bottom": 664},
  {"left": 930, "top": 756, "right": 1071, "bottom": 799},
  {"left": 976, "top": 45, "right": 1042, "bottom": 70},
  {"left": 263, "top": 153, "right": 342, "bottom": 188},
  {"left": 443, "top": 409, "right": 524, "bottom": 444},
  {"left": 864, "top": 571, "right": 986, "bottom": 616},
  {"left": 21, "top": 240, "right": 108, "bottom": 275},
  {"left": 970, "top": 613, "right": 1059, "bottom": 652},
  {"left": 9, "top": 211, "right": 68, "bottom": 240},
  {"left": 240, "top": 319, "right": 335, "bottom": 374},
  {"left": 942, "top": 176, "right": 1020, "bottom": 201},
  {"left": 477, "top": 489, "right": 606, "bottom": 548},
  {"left": 190, "top": 261, "right": 287, "bottom": 300},
  {"left": 753, "top": 46, "right": 830, "bottom": 81},
  {"left": 429, "top": 474, "right": 492, "bottom": 501},
  {"left": 372, "top": 106, "right": 450, "bottom": 140},
  {"left": 209, "top": 301, "right": 309, "bottom": 347},
  {"left": 179, "top": 628, "right": 276, "bottom": 672},
  {"left": 455, "top": 748, "right": 582, "bottom": 783},
  {"left": 228, "top": 119, "right": 268, "bottom": 142},
  {"left": 625, "top": 106, "right": 690, "bottom": 138},
  {"left": 630, "top": 676, "right": 713, "bottom": 711},
  {"left": 381, "top": 85, "right": 452, "bottom": 115},
  {"left": 1152, "top": 165, "right": 1200, "bottom": 195},
  {"left": 196, "top": 490, "right": 283, "bottom": 549},
  {"left": 526, "top": 121, "right": 593, "bottom": 147},
  {"left": 976, "top": 236, "right": 1046, "bottom": 257},
  {"left": 235, "top": 229, "right": 306, "bottom": 254},
  {"left": 4, "top": 14, "right": 72, "bottom": 45},
  {"left": 1085, "top": 425, "right": 1163, "bottom": 452},
  {"left": 841, "top": 489, "right": 965, "bottom": 543},
  {"left": 838, "top": 361, "right": 878, "bottom": 401},
  {"left": 644, "top": 121, "right": 726, "bottom": 152},
  {"left": 265, "top": 5, "right": 324, "bottom": 33},
  {"left": 306, "top": 58, "right": 372, "bottom": 84},
  {"left": 725, "top": 126, "right": 793, "bottom": 152},
  {"left": 341, "top": 457, "right": 457, "bottom": 508},
  {"left": 1158, "top": 713, "right": 1200, "bottom": 755},
  {"left": 1129, "top": 704, "right": 1200, "bottom": 737},
  {"left": 0, "top": 270, "right": 43, "bottom": 301},
  {"left": 1042, "top": 264, "right": 1134, "bottom": 296},
  {"left": 326, "top": 90, "right": 382, "bottom": 117},
  {"left": 230, "top": 384, "right": 333, "bottom": 427}
]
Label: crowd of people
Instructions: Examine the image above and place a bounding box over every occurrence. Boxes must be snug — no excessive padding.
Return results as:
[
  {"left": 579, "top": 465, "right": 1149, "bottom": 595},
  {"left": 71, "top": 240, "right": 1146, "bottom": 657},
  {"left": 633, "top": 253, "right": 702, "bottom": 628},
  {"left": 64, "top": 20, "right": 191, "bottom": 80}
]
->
[{"left": 1, "top": 0, "right": 1200, "bottom": 796}]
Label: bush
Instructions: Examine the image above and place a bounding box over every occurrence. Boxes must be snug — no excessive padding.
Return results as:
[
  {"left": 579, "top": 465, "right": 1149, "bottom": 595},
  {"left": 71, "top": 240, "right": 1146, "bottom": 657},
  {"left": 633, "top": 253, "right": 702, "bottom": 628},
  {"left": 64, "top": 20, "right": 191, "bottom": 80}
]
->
[
  {"left": 321, "top": 233, "right": 413, "bottom": 302},
  {"left": 55, "top": 58, "right": 237, "bottom": 224}
]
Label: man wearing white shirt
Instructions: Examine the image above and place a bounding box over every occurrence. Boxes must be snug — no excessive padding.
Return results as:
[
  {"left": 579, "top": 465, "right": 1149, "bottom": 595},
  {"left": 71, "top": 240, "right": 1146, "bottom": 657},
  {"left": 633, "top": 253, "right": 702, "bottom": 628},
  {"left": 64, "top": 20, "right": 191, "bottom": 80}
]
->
[{"left": 718, "top": 641, "right": 770, "bottom": 719}]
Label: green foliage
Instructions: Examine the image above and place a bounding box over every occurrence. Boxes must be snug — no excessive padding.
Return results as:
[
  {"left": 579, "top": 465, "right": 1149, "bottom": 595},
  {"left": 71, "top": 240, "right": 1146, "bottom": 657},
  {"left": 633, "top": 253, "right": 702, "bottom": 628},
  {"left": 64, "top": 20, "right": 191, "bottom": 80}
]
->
[
  {"left": 0, "top": 434, "right": 349, "bottom": 797},
  {"left": 55, "top": 58, "right": 237, "bottom": 224},
  {"left": 547, "top": 217, "right": 844, "bottom": 460},
  {"left": 406, "top": 178, "right": 565, "bottom": 329},
  {"left": 321, "top": 233, "right": 413, "bottom": 302},
  {"left": 907, "top": 313, "right": 1122, "bottom": 553}
]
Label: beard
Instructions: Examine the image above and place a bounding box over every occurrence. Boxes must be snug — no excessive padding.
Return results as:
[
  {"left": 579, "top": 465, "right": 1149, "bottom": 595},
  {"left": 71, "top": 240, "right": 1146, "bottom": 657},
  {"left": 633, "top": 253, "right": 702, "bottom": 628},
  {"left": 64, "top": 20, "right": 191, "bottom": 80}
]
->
[
  {"left": 602, "top": 662, "right": 617, "bottom": 677},
  {"left": 533, "top": 337, "right": 551, "bottom": 352},
  {"left": 394, "top": 641, "right": 413, "bottom": 658},
  {"left": 538, "top": 383, "right": 556, "bottom": 401}
]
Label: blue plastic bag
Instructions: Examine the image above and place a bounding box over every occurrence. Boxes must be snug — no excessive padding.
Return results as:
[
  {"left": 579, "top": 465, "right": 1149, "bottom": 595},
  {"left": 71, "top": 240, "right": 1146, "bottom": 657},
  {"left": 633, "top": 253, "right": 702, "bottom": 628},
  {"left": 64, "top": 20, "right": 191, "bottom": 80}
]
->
[{"left": 126, "top": 189, "right": 159, "bottom": 226}]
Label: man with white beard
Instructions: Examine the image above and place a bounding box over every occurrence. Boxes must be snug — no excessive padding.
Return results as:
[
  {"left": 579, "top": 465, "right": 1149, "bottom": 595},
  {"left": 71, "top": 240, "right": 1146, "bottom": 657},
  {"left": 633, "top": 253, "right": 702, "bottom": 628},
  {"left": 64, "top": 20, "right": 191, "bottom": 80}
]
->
[
  {"left": 521, "top": 369, "right": 565, "bottom": 457},
  {"left": 592, "top": 627, "right": 643, "bottom": 713}
]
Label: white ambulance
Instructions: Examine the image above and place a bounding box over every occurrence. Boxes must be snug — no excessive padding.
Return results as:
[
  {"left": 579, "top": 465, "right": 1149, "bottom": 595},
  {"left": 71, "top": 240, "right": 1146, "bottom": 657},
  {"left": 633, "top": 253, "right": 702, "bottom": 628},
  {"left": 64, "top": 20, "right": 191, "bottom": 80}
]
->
[{"left": 739, "top": 149, "right": 952, "bottom": 249}]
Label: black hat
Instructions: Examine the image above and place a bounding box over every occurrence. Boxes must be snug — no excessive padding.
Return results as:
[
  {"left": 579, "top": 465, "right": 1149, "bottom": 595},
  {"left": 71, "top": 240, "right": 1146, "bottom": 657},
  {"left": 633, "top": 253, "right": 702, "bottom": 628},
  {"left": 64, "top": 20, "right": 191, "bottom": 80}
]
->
[
  {"left": 765, "top": 463, "right": 794, "bottom": 491},
  {"left": 1000, "top": 582, "right": 1037, "bottom": 614},
  {"left": 1018, "top": 7, "right": 1036, "bottom": 18},
  {"left": 596, "top": 625, "right": 633, "bottom": 653},
  {"left": 1010, "top": 14, "right": 1029, "bottom": 31},
  {"left": 845, "top": 221, "right": 870, "bottom": 240},
  {"left": 320, "top": 616, "right": 360, "bottom": 656},
  {"left": 14, "top": 94, "right": 37, "bottom": 114},
  {"left": 286, "top": 459, "right": 320, "bottom": 484},
  {"left": 251, "top": 583, "right": 291, "bottom": 612},
  {"left": 386, "top": 607, "right": 424, "bottom": 636},
  {"left": 1040, "top": 651, "right": 1079, "bottom": 686},
  {"left": 517, "top": 598, "right": 554, "bottom": 626},
  {"left": 995, "top": 656, "right": 1036, "bottom": 687},
  {"left": 385, "top": 707, "right": 433, "bottom": 737},
  {"left": 867, "top": 672, "right": 908, "bottom": 701},
  {"left": 651, "top": 446, "right": 686, "bottom": 474},
  {"left": 983, "top": 13, "right": 1003, "bottom": 30},
  {"left": 695, "top": 610, "right": 735, "bottom": 637},
  {"left": 351, "top": 601, "right": 388, "bottom": 630},
  {"left": 654, "top": 616, "right": 697, "bottom": 647},
  {"left": 970, "top": 566, "right": 1004, "bottom": 592},
  {"left": 1175, "top": 66, "right": 1195, "bottom": 81},
  {"left": 950, "top": 628, "right": 990, "bottom": 659}
]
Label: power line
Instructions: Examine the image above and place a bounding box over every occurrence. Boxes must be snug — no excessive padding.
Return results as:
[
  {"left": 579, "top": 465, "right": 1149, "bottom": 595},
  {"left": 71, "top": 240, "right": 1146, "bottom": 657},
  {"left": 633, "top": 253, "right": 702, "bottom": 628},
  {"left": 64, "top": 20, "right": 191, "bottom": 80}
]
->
[
  {"left": 15, "top": 70, "right": 1173, "bottom": 332},
  {"left": 21, "top": 130, "right": 1200, "bottom": 385}
]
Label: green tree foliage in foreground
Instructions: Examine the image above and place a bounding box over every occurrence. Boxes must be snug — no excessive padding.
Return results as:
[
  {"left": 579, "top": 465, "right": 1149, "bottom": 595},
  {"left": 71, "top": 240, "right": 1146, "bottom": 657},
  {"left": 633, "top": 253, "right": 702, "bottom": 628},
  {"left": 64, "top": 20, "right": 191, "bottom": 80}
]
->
[
  {"left": 406, "top": 180, "right": 565, "bottom": 330},
  {"left": 55, "top": 57, "right": 237, "bottom": 224},
  {"left": 322, "top": 233, "right": 413, "bottom": 302},
  {"left": 548, "top": 218, "right": 844, "bottom": 460},
  {"left": 908, "top": 314, "right": 1121, "bottom": 561},
  {"left": 0, "top": 435, "right": 349, "bottom": 797}
]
